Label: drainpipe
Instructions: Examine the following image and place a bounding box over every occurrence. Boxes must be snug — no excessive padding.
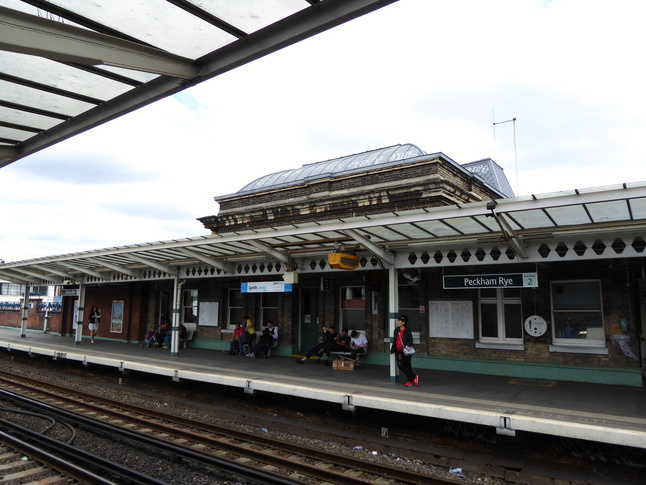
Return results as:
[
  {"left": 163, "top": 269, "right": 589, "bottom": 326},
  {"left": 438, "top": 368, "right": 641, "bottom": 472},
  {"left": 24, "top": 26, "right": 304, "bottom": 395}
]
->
[{"left": 43, "top": 308, "right": 49, "bottom": 333}]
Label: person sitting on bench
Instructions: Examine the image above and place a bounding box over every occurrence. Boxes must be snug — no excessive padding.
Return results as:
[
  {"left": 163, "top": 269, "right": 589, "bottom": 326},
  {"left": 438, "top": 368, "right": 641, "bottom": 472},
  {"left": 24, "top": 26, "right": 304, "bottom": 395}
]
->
[
  {"left": 350, "top": 330, "right": 368, "bottom": 361},
  {"left": 247, "top": 321, "right": 278, "bottom": 358},
  {"left": 296, "top": 326, "right": 337, "bottom": 364}
]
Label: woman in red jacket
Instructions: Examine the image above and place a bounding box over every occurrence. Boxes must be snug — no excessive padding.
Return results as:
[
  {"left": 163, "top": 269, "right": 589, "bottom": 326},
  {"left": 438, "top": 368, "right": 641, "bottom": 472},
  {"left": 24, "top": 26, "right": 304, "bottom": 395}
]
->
[{"left": 390, "top": 315, "right": 418, "bottom": 387}]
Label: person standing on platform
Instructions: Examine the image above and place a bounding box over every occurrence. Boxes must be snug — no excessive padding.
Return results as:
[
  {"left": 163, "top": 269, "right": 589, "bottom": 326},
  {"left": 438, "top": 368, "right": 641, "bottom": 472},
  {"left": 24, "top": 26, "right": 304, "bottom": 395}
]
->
[
  {"left": 390, "top": 315, "right": 418, "bottom": 387},
  {"left": 243, "top": 315, "right": 256, "bottom": 351},
  {"left": 88, "top": 305, "right": 101, "bottom": 343}
]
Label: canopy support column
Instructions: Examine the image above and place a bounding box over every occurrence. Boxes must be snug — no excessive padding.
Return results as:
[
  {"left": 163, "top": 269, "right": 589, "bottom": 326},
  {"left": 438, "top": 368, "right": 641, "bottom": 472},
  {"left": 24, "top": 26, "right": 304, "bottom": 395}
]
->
[
  {"left": 171, "top": 275, "right": 183, "bottom": 357},
  {"left": 388, "top": 265, "right": 399, "bottom": 382},
  {"left": 74, "top": 283, "right": 86, "bottom": 345},
  {"left": 20, "top": 284, "right": 29, "bottom": 338}
]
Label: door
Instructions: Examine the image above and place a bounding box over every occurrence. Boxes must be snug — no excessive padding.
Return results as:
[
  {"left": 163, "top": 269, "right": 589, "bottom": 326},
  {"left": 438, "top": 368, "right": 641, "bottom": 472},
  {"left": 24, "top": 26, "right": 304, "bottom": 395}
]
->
[
  {"left": 300, "top": 287, "right": 319, "bottom": 351},
  {"left": 159, "top": 290, "right": 171, "bottom": 328}
]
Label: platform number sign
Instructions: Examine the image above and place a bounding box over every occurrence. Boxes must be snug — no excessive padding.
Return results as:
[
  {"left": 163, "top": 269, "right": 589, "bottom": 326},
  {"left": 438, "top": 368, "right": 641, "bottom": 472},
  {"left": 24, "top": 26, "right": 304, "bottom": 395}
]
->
[{"left": 523, "top": 273, "right": 537, "bottom": 288}]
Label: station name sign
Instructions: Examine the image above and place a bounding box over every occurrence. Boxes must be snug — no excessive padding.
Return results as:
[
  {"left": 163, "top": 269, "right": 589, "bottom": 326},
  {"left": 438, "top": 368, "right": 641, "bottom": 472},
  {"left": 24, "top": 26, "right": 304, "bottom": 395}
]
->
[
  {"left": 444, "top": 273, "right": 538, "bottom": 289},
  {"left": 241, "top": 281, "right": 292, "bottom": 293}
]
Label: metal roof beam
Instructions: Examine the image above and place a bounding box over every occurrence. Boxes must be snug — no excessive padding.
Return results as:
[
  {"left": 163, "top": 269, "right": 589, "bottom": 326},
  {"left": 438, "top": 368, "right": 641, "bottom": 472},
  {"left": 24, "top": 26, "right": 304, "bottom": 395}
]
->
[
  {"left": 3, "top": 267, "right": 59, "bottom": 283},
  {"left": 124, "top": 254, "right": 178, "bottom": 276},
  {"left": 174, "top": 248, "right": 236, "bottom": 274},
  {"left": 0, "top": 146, "right": 19, "bottom": 160},
  {"left": 246, "top": 240, "right": 292, "bottom": 265},
  {"left": 31, "top": 264, "right": 71, "bottom": 279},
  {"left": 0, "top": 269, "right": 30, "bottom": 284},
  {"left": 85, "top": 258, "right": 142, "bottom": 278},
  {"left": 58, "top": 262, "right": 105, "bottom": 279},
  {"left": 487, "top": 204, "right": 528, "bottom": 259},
  {"left": 343, "top": 228, "right": 395, "bottom": 266},
  {"left": 0, "top": 6, "right": 199, "bottom": 78}
]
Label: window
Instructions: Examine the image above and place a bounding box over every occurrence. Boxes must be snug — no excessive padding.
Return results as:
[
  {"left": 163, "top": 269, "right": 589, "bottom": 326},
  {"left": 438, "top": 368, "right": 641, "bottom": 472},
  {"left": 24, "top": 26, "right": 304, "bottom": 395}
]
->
[
  {"left": 227, "top": 288, "right": 243, "bottom": 329},
  {"left": 182, "top": 289, "right": 198, "bottom": 330},
  {"left": 551, "top": 280, "right": 604, "bottom": 345},
  {"left": 398, "top": 281, "right": 421, "bottom": 332},
  {"left": 478, "top": 288, "right": 522, "bottom": 343},
  {"left": 261, "top": 293, "right": 279, "bottom": 326},
  {"left": 340, "top": 286, "right": 365, "bottom": 331},
  {"left": 1, "top": 283, "right": 22, "bottom": 296}
]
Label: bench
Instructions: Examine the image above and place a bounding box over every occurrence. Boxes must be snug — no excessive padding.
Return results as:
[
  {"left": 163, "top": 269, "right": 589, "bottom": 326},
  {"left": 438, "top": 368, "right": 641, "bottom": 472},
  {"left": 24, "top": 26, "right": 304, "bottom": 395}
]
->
[
  {"left": 266, "top": 338, "right": 278, "bottom": 357},
  {"left": 330, "top": 347, "right": 368, "bottom": 366},
  {"left": 181, "top": 330, "right": 194, "bottom": 349}
]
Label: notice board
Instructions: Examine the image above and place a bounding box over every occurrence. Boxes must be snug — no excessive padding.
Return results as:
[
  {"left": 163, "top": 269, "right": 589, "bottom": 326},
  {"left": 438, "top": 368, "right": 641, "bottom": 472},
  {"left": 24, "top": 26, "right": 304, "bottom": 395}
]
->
[
  {"left": 198, "top": 301, "right": 219, "bottom": 327},
  {"left": 428, "top": 300, "right": 474, "bottom": 339}
]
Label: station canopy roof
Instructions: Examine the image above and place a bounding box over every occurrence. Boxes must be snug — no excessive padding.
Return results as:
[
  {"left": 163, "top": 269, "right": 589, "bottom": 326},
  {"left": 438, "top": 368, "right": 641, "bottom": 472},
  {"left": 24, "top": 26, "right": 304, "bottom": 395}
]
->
[
  {"left": 0, "top": 0, "right": 397, "bottom": 168},
  {"left": 1, "top": 182, "right": 646, "bottom": 286}
]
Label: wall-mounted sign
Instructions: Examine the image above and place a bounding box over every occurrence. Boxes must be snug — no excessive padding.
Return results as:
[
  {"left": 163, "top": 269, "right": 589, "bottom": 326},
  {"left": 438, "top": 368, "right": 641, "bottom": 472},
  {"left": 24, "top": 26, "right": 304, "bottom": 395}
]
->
[
  {"left": 199, "top": 301, "right": 219, "bottom": 327},
  {"left": 444, "top": 273, "right": 538, "bottom": 289},
  {"left": 429, "top": 301, "right": 474, "bottom": 339},
  {"left": 62, "top": 288, "right": 79, "bottom": 296},
  {"left": 524, "top": 315, "right": 547, "bottom": 337},
  {"left": 241, "top": 282, "right": 292, "bottom": 293}
]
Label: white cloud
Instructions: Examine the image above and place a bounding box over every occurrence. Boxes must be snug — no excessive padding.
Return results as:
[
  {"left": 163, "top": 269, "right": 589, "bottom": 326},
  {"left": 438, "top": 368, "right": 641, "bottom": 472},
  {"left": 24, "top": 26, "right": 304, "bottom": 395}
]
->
[{"left": 1, "top": 0, "right": 645, "bottom": 262}]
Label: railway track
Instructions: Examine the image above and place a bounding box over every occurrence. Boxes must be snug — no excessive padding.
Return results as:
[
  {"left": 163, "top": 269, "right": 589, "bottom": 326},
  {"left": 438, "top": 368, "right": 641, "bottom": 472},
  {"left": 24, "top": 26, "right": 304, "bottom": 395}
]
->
[{"left": 0, "top": 373, "right": 460, "bottom": 485}]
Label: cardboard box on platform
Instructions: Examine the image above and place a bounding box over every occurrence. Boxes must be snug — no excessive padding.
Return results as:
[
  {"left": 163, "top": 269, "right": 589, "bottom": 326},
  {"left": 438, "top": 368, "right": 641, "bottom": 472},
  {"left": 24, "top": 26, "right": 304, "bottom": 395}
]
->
[{"left": 332, "top": 359, "right": 355, "bottom": 370}]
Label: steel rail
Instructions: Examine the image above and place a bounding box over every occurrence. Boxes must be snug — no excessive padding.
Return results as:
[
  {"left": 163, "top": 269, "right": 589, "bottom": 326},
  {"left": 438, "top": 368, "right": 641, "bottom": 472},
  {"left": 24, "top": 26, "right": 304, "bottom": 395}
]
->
[
  {"left": 0, "top": 423, "right": 162, "bottom": 485},
  {"left": 0, "top": 374, "right": 459, "bottom": 485},
  {"left": 0, "top": 387, "right": 309, "bottom": 485}
]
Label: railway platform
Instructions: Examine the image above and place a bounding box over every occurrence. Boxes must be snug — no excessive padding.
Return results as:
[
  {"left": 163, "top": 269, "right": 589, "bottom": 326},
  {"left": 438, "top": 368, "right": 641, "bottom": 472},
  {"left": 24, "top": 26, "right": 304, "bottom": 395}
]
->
[{"left": 1, "top": 328, "right": 645, "bottom": 451}]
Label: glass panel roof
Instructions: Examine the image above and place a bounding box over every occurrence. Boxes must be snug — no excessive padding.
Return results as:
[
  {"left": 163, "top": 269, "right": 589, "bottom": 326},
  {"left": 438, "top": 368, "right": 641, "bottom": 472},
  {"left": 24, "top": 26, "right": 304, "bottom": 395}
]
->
[
  {"left": 544, "top": 205, "right": 592, "bottom": 226},
  {"left": 443, "top": 216, "right": 494, "bottom": 235},
  {"left": 0, "top": 0, "right": 393, "bottom": 168},
  {"left": 630, "top": 198, "right": 646, "bottom": 220},
  {"left": 508, "top": 209, "right": 555, "bottom": 230},
  {"left": 53, "top": 0, "right": 238, "bottom": 59},
  {"left": 2, "top": 183, "right": 646, "bottom": 281},
  {"left": 586, "top": 200, "right": 632, "bottom": 223}
]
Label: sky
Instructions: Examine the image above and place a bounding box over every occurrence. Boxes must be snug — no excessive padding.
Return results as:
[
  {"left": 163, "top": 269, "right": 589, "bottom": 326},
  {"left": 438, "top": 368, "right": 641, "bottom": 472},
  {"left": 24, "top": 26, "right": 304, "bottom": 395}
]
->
[{"left": 1, "top": 0, "right": 645, "bottom": 263}]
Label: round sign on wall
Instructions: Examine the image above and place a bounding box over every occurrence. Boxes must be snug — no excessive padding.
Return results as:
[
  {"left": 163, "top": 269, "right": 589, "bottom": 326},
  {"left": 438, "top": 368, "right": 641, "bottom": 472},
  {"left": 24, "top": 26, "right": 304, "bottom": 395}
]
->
[{"left": 524, "top": 315, "right": 547, "bottom": 337}]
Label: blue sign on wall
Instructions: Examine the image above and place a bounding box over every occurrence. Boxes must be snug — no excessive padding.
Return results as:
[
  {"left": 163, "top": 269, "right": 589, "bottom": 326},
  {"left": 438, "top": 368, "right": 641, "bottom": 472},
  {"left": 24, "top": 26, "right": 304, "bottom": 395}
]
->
[{"left": 241, "top": 281, "right": 292, "bottom": 293}]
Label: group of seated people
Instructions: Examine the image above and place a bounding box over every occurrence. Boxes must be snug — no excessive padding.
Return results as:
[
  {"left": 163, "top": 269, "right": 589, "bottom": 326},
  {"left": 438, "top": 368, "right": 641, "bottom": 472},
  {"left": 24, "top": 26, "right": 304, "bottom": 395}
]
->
[
  {"left": 229, "top": 319, "right": 278, "bottom": 359},
  {"left": 143, "top": 319, "right": 188, "bottom": 348},
  {"left": 295, "top": 326, "right": 368, "bottom": 365}
]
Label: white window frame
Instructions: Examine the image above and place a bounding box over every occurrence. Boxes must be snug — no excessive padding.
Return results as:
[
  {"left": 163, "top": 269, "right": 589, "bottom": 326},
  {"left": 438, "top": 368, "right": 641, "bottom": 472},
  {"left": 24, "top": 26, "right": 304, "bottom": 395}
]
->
[
  {"left": 182, "top": 289, "right": 198, "bottom": 331},
  {"left": 261, "top": 293, "right": 279, "bottom": 327},
  {"left": 227, "top": 288, "right": 243, "bottom": 330},
  {"left": 476, "top": 287, "right": 523, "bottom": 350},
  {"left": 550, "top": 279, "right": 607, "bottom": 353}
]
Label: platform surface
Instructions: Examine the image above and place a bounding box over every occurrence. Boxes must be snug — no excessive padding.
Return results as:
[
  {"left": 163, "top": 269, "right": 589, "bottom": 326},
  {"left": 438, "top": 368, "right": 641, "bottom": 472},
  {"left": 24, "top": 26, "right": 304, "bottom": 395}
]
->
[{"left": 1, "top": 328, "right": 645, "bottom": 450}]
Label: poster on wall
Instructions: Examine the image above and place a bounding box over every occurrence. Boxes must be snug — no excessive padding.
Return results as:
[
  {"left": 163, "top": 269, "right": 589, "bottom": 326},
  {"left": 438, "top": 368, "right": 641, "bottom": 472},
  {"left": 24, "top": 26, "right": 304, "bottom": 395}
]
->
[
  {"left": 72, "top": 299, "right": 78, "bottom": 330},
  {"left": 199, "top": 301, "right": 219, "bottom": 327},
  {"left": 111, "top": 300, "right": 124, "bottom": 333},
  {"left": 428, "top": 300, "right": 474, "bottom": 339}
]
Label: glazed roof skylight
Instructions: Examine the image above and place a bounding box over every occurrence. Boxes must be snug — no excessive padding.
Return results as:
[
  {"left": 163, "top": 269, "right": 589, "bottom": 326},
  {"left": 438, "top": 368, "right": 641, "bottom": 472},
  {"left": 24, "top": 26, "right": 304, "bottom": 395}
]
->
[{"left": 235, "top": 143, "right": 427, "bottom": 195}]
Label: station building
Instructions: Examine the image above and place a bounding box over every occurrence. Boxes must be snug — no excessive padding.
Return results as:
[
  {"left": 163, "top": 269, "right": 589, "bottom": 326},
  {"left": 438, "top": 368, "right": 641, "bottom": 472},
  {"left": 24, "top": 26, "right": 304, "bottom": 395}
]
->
[{"left": 1, "top": 144, "right": 644, "bottom": 387}]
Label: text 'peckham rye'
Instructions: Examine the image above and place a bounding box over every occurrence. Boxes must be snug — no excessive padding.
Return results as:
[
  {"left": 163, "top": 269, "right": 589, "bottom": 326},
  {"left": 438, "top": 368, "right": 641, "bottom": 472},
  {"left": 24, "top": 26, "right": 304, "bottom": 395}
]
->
[{"left": 463, "top": 276, "right": 515, "bottom": 287}]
